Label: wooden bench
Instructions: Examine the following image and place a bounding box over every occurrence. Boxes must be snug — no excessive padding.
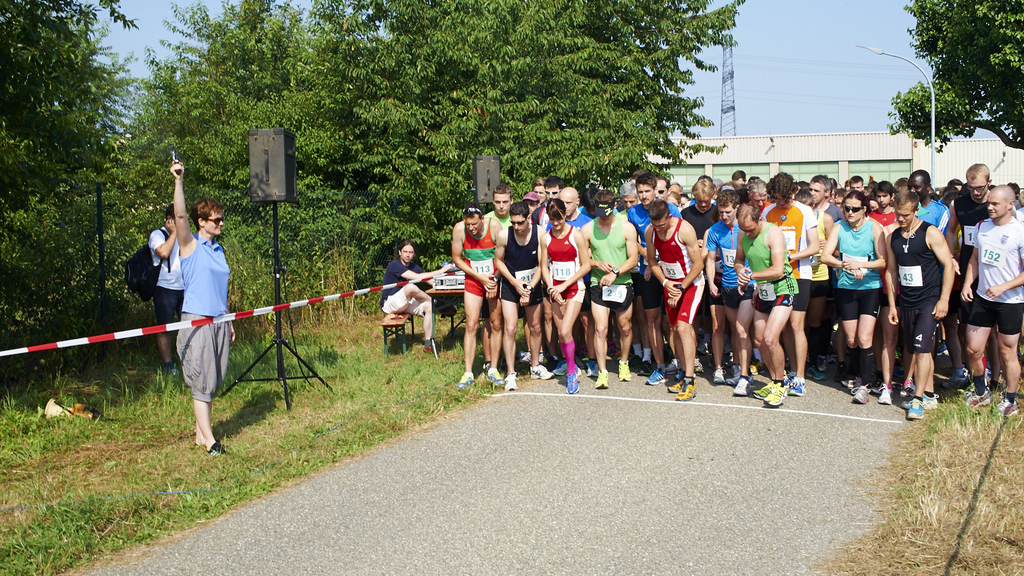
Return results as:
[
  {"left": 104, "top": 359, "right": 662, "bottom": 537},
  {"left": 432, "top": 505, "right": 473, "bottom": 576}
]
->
[{"left": 379, "top": 313, "right": 415, "bottom": 356}]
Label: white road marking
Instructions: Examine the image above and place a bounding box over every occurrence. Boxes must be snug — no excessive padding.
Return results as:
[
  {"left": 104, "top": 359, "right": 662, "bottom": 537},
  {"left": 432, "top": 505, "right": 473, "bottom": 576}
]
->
[{"left": 498, "top": 391, "right": 906, "bottom": 424}]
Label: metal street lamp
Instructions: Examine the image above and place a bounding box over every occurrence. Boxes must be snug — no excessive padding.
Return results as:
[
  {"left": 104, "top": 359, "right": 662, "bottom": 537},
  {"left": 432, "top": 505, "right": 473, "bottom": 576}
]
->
[{"left": 857, "top": 45, "right": 936, "bottom": 182}]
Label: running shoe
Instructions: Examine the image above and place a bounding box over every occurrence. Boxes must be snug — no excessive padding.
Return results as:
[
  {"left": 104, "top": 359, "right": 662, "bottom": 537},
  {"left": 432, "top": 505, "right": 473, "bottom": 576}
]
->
[
  {"left": 665, "top": 359, "right": 680, "bottom": 374},
  {"left": 763, "top": 383, "right": 785, "bottom": 407},
  {"left": 640, "top": 359, "right": 653, "bottom": 376},
  {"left": 879, "top": 387, "right": 893, "bottom": 405},
  {"left": 788, "top": 377, "right": 806, "bottom": 397},
  {"left": 935, "top": 339, "right": 947, "bottom": 356},
  {"left": 733, "top": 376, "right": 751, "bottom": 397},
  {"left": 553, "top": 360, "right": 568, "bottom": 376},
  {"left": 835, "top": 361, "right": 848, "bottom": 383},
  {"left": 457, "top": 372, "right": 474, "bottom": 389},
  {"left": 922, "top": 394, "right": 939, "bottom": 411},
  {"left": 906, "top": 398, "right": 924, "bottom": 420},
  {"left": 852, "top": 386, "right": 870, "bottom": 404},
  {"left": 675, "top": 379, "right": 696, "bottom": 402},
  {"left": 964, "top": 390, "right": 993, "bottom": 409},
  {"left": 518, "top": 351, "right": 532, "bottom": 364},
  {"left": 731, "top": 364, "right": 742, "bottom": 382},
  {"left": 530, "top": 364, "right": 554, "bottom": 380},
  {"left": 997, "top": 398, "right": 1019, "bottom": 417},
  {"left": 948, "top": 366, "right": 970, "bottom": 388},
  {"left": 842, "top": 376, "right": 861, "bottom": 391},
  {"left": 750, "top": 359, "right": 765, "bottom": 375},
  {"left": 806, "top": 363, "right": 825, "bottom": 381},
  {"left": 698, "top": 340, "right": 711, "bottom": 356},
  {"left": 753, "top": 382, "right": 773, "bottom": 400},
  {"left": 869, "top": 378, "right": 886, "bottom": 396},
  {"left": 594, "top": 371, "right": 609, "bottom": 390},
  {"left": 566, "top": 371, "right": 579, "bottom": 394},
  {"left": 487, "top": 368, "right": 503, "bottom": 386},
  {"left": 628, "top": 354, "right": 643, "bottom": 371},
  {"left": 586, "top": 360, "right": 598, "bottom": 377},
  {"left": 901, "top": 378, "right": 915, "bottom": 398},
  {"left": 504, "top": 373, "right": 518, "bottom": 391},
  {"left": 815, "top": 356, "right": 827, "bottom": 374},
  {"left": 647, "top": 369, "right": 666, "bottom": 387},
  {"left": 713, "top": 367, "right": 726, "bottom": 385},
  {"left": 618, "top": 360, "right": 632, "bottom": 381},
  {"left": 694, "top": 357, "right": 704, "bottom": 373},
  {"left": 482, "top": 361, "right": 491, "bottom": 374}
]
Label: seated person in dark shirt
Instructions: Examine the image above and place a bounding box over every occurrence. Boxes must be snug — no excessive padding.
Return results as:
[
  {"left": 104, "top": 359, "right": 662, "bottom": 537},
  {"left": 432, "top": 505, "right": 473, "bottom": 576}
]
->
[{"left": 381, "top": 240, "right": 454, "bottom": 352}]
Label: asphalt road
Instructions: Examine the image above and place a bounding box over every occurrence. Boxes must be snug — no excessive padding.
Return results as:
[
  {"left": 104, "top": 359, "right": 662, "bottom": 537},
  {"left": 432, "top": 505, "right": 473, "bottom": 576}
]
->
[{"left": 87, "top": 365, "right": 908, "bottom": 576}]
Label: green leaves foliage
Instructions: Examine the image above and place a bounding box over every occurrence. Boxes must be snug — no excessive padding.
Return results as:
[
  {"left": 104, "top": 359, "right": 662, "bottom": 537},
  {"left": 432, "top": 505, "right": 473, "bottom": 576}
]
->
[{"left": 891, "top": 0, "right": 1024, "bottom": 149}]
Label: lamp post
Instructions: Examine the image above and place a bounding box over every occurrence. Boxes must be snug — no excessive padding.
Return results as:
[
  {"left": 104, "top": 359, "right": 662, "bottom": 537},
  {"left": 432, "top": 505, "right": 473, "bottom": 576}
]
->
[{"left": 857, "top": 45, "right": 936, "bottom": 182}]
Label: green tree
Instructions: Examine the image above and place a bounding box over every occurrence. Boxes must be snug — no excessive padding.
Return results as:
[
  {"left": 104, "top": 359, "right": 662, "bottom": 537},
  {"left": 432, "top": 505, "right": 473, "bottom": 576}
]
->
[
  {"left": 314, "top": 0, "right": 741, "bottom": 258},
  {"left": 890, "top": 0, "right": 1024, "bottom": 149}
]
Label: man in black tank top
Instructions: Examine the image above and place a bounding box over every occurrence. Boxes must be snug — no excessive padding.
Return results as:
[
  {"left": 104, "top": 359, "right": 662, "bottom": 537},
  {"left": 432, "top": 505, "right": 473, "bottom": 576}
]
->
[
  {"left": 944, "top": 163, "right": 992, "bottom": 386},
  {"left": 885, "top": 191, "right": 955, "bottom": 420},
  {"left": 495, "top": 202, "right": 553, "bottom": 387}
]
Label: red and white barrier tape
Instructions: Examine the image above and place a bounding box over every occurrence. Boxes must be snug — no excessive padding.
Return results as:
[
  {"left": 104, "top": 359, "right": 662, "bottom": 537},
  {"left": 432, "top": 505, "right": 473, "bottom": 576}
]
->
[{"left": 0, "top": 273, "right": 457, "bottom": 359}]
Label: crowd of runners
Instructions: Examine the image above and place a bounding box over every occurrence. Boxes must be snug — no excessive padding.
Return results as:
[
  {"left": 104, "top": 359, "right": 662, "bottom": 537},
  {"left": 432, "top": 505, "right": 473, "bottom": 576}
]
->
[{"left": 380, "top": 164, "right": 1024, "bottom": 420}]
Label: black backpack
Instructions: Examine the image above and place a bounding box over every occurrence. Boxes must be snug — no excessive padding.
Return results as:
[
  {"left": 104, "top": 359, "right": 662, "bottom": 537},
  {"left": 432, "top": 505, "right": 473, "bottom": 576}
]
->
[{"left": 126, "top": 229, "right": 169, "bottom": 302}]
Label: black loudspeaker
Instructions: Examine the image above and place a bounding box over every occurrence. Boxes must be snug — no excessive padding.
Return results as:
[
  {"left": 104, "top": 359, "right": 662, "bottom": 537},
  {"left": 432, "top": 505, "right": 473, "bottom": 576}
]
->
[
  {"left": 248, "top": 128, "right": 297, "bottom": 204},
  {"left": 473, "top": 155, "right": 500, "bottom": 204}
]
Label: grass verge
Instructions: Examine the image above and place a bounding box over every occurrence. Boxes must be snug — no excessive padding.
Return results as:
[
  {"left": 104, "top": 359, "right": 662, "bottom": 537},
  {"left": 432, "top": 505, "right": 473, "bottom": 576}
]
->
[
  {"left": 820, "top": 390, "right": 1024, "bottom": 575},
  {"left": 0, "top": 307, "right": 490, "bottom": 576}
]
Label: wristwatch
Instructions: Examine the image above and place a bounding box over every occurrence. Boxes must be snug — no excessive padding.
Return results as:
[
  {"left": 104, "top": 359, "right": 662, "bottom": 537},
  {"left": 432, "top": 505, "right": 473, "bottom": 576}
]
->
[{"left": 612, "top": 267, "right": 620, "bottom": 276}]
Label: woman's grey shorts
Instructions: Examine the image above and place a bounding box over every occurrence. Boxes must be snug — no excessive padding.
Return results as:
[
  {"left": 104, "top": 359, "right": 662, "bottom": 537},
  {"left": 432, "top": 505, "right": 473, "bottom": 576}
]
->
[{"left": 177, "top": 313, "right": 231, "bottom": 402}]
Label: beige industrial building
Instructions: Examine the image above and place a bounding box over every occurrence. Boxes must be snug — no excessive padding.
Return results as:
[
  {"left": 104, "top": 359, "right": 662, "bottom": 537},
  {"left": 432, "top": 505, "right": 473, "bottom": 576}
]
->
[{"left": 663, "top": 132, "right": 1024, "bottom": 189}]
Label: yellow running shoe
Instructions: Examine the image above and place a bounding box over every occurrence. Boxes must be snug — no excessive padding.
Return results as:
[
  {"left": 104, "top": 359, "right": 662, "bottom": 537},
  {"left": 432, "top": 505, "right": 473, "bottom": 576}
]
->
[
  {"left": 618, "top": 360, "right": 632, "bottom": 382},
  {"left": 753, "top": 382, "right": 772, "bottom": 399},
  {"left": 668, "top": 380, "right": 683, "bottom": 393},
  {"left": 595, "top": 371, "right": 609, "bottom": 390},
  {"left": 675, "top": 380, "right": 696, "bottom": 402},
  {"left": 750, "top": 359, "right": 765, "bottom": 375},
  {"left": 764, "top": 383, "right": 785, "bottom": 407}
]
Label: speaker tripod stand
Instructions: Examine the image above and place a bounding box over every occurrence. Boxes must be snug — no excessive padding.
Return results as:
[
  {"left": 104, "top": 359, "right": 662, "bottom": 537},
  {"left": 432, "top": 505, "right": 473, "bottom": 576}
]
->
[{"left": 223, "top": 202, "right": 330, "bottom": 410}]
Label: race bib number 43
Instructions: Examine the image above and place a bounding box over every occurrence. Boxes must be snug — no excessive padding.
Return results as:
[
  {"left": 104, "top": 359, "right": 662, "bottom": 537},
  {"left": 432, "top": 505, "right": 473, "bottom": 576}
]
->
[{"left": 899, "top": 265, "right": 922, "bottom": 287}]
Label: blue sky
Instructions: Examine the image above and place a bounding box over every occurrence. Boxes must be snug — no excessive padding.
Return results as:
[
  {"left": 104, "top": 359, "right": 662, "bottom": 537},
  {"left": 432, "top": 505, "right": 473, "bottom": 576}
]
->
[{"left": 103, "top": 0, "right": 972, "bottom": 138}]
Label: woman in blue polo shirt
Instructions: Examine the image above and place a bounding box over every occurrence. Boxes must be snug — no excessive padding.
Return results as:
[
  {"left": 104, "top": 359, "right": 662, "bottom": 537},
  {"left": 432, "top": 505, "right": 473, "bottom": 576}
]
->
[{"left": 172, "top": 160, "right": 233, "bottom": 457}]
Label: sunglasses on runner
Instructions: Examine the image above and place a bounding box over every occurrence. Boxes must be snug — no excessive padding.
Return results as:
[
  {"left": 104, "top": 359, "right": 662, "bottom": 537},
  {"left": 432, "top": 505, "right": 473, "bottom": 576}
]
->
[{"left": 843, "top": 205, "right": 864, "bottom": 213}]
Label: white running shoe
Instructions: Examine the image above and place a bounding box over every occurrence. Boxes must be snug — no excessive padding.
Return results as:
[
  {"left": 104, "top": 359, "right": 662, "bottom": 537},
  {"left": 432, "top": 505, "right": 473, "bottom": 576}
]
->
[
  {"left": 530, "top": 364, "right": 554, "bottom": 380},
  {"left": 504, "top": 373, "right": 518, "bottom": 391},
  {"left": 664, "top": 359, "right": 680, "bottom": 374},
  {"left": 878, "top": 387, "right": 893, "bottom": 405},
  {"left": 713, "top": 367, "right": 726, "bottom": 385}
]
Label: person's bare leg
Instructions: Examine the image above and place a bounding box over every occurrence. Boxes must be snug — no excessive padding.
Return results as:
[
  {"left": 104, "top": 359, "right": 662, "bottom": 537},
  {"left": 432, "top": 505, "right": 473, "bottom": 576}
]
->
[
  {"left": 728, "top": 301, "right": 754, "bottom": 376},
  {"left": 542, "top": 298, "right": 559, "bottom": 359},
  {"left": 615, "top": 307, "right": 633, "bottom": 365},
  {"left": 711, "top": 304, "right": 727, "bottom": 370},
  {"left": 157, "top": 333, "right": 173, "bottom": 364},
  {"left": 524, "top": 304, "right": 543, "bottom": 369},
  {"left": 999, "top": 332, "right": 1020, "bottom": 395},
  {"left": 501, "top": 299, "right": 520, "bottom": 376},
  {"left": 487, "top": 298, "right": 503, "bottom": 370},
  {"left": 645, "top": 307, "right": 666, "bottom": 367},
  {"left": 677, "top": 322, "right": 697, "bottom": 378},
  {"left": 591, "top": 304, "right": 611, "bottom": 373},
  {"left": 193, "top": 399, "right": 215, "bottom": 450},
  {"left": 788, "top": 310, "right": 808, "bottom": 378},
  {"left": 463, "top": 292, "right": 484, "bottom": 373}
]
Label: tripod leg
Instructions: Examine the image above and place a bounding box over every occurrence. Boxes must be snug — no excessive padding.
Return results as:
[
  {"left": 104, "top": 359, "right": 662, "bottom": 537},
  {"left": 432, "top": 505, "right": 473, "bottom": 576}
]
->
[
  {"left": 222, "top": 341, "right": 276, "bottom": 395},
  {"left": 281, "top": 340, "right": 332, "bottom": 391}
]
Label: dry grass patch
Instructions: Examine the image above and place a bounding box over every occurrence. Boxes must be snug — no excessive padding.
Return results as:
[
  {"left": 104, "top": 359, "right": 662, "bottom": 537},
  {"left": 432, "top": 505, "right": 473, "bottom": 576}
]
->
[{"left": 821, "top": 401, "right": 1024, "bottom": 575}]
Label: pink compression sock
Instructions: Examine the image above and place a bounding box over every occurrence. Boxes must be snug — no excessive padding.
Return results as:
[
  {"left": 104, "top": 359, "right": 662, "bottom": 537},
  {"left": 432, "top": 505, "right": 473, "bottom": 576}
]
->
[{"left": 560, "top": 340, "right": 576, "bottom": 375}]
